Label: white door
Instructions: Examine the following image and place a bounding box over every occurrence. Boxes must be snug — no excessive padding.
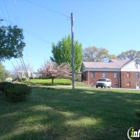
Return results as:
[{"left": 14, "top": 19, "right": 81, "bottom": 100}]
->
[{"left": 136, "top": 82, "right": 139, "bottom": 89}]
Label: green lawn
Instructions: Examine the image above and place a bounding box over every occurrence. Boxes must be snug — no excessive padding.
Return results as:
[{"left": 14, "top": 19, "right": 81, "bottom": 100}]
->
[
  {"left": 0, "top": 87, "right": 140, "bottom": 140},
  {"left": 26, "top": 78, "right": 72, "bottom": 85},
  {"left": 25, "top": 78, "right": 91, "bottom": 88}
]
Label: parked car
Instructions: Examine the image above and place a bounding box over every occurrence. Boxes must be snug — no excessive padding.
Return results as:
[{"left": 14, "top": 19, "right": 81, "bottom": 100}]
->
[{"left": 96, "top": 78, "right": 111, "bottom": 88}]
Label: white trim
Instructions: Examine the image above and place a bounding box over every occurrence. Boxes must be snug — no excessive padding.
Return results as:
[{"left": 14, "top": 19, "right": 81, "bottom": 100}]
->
[
  {"left": 102, "top": 72, "right": 107, "bottom": 78},
  {"left": 121, "top": 58, "right": 140, "bottom": 71},
  {"left": 136, "top": 82, "right": 140, "bottom": 89},
  {"left": 121, "top": 69, "right": 140, "bottom": 72},
  {"left": 83, "top": 68, "right": 120, "bottom": 72},
  {"left": 91, "top": 72, "right": 95, "bottom": 77},
  {"left": 121, "top": 58, "right": 139, "bottom": 69},
  {"left": 113, "top": 72, "right": 118, "bottom": 78}
]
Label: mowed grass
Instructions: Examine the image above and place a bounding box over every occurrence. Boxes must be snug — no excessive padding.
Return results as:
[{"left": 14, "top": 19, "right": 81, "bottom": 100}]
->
[
  {"left": 0, "top": 87, "right": 140, "bottom": 140},
  {"left": 27, "top": 78, "right": 72, "bottom": 85}
]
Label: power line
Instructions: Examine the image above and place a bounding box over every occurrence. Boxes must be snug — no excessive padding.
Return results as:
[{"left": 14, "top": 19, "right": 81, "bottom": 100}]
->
[
  {"left": 26, "top": 0, "right": 70, "bottom": 19},
  {"left": 0, "top": 4, "right": 8, "bottom": 25},
  {"left": 12, "top": 0, "right": 21, "bottom": 26},
  {"left": 11, "top": 60, "right": 23, "bottom": 82},
  {"left": 10, "top": 1, "right": 51, "bottom": 44},
  {"left": 25, "top": 30, "right": 51, "bottom": 44},
  {"left": 17, "top": 49, "right": 30, "bottom": 81},
  {"left": 3, "top": 0, "right": 12, "bottom": 25},
  {"left": 0, "top": 16, "right": 51, "bottom": 44}
]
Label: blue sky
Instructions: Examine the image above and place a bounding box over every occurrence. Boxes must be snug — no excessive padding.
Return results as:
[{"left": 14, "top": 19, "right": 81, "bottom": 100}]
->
[{"left": 1, "top": 0, "right": 140, "bottom": 72}]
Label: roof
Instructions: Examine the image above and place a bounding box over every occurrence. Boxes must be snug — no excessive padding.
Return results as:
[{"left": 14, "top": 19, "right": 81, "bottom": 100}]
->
[{"left": 83, "top": 59, "right": 129, "bottom": 69}]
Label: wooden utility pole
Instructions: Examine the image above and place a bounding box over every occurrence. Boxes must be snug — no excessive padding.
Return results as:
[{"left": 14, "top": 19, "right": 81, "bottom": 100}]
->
[{"left": 71, "top": 13, "right": 75, "bottom": 89}]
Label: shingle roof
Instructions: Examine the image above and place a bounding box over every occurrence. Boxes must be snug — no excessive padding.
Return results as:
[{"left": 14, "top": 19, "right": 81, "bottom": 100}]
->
[{"left": 83, "top": 59, "right": 129, "bottom": 69}]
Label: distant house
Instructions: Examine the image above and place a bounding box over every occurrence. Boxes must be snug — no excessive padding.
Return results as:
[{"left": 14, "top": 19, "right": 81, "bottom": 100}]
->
[
  {"left": 81, "top": 58, "right": 140, "bottom": 89},
  {"left": 17, "top": 70, "right": 33, "bottom": 79},
  {"left": 5, "top": 77, "right": 13, "bottom": 82}
]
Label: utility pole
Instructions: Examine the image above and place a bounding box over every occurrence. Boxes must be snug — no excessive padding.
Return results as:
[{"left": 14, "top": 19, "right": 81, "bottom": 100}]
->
[{"left": 71, "top": 13, "right": 75, "bottom": 89}]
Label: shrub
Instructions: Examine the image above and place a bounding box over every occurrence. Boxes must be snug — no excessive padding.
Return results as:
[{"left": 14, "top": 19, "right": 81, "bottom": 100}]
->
[
  {"left": 29, "top": 77, "right": 34, "bottom": 79},
  {"left": 0, "top": 82, "right": 13, "bottom": 93},
  {"left": 5, "top": 84, "right": 32, "bottom": 102},
  {"left": 75, "top": 73, "right": 81, "bottom": 82},
  {"left": 21, "top": 78, "right": 26, "bottom": 81},
  {"left": 136, "top": 112, "right": 140, "bottom": 119}
]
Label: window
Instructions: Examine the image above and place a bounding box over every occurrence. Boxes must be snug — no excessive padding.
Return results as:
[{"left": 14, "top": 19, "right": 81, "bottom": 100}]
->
[
  {"left": 114, "top": 72, "right": 117, "bottom": 78},
  {"left": 127, "top": 82, "right": 130, "bottom": 87},
  {"left": 114, "top": 82, "right": 118, "bottom": 86},
  {"left": 126, "top": 72, "right": 130, "bottom": 78},
  {"left": 102, "top": 72, "right": 106, "bottom": 78},
  {"left": 136, "top": 73, "right": 139, "bottom": 78},
  {"left": 91, "top": 72, "right": 95, "bottom": 77}
]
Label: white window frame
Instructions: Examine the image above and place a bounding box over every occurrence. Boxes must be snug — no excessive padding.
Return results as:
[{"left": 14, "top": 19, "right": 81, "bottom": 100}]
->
[
  {"left": 91, "top": 72, "right": 95, "bottom": 77},
  {"left": 136, "top": 73, "right": 139, "bottom": 78},
  {"left": 114, "top": 72, "right": 117, "bottom": 78},
  {"left": 102, "top": 72, "right": 106, "bottom": 78}
]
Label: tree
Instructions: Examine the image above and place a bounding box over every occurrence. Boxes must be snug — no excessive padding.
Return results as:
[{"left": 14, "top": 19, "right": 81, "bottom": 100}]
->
[
  {"left": 108, "top": 54, "right": 117, "bottom": 59},
  {"left": 5, "top": 70, "right": 13, "bottom": 78},
  {"left": 50, "top": 35, "right": 83, "bottom": 72},
  {"left": 117, "top": 50, "right": 140, "bottom": 60},
  {"left": 83, "top": 46, "right": 117, "bottom": 62},
  {"left": 38, "top": 61, "right": 71, "bottom": 85},
  {"left": 0, "top": 25, "right": 25, "bottom": 60},
  {"left": 0, "top": 62, "right": 7, "bottom": 81}
]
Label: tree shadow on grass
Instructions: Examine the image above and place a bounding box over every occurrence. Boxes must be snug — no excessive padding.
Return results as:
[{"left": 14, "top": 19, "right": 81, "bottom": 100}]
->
[{"left": 0, "top": 87, "right": 140, "bottom": 140}]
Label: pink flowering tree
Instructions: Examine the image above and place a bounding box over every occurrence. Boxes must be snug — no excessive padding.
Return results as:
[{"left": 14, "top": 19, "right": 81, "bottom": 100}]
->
[{"left": 38, "top": 61, "right": 71, "bottom": 85}]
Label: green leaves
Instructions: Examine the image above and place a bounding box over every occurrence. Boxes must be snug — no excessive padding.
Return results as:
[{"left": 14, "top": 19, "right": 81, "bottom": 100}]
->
[
  {"left": 50, "top": 35, "right": 83, "bottom": 72},
  {"left": 0, "top": 25, "right": 25, "bottom": 60},
  {"left": 0, "top": 62, "right": 6, "bottom": 81}
]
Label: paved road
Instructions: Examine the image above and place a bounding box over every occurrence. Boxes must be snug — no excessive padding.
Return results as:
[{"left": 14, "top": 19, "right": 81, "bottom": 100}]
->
[{"left": 39, "top": 85, "right": 140, "bottom": 90}]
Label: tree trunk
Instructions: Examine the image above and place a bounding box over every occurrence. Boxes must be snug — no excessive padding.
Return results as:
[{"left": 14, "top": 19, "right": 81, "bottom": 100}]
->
[{"left": 52, "top": 78, "right": 54, "bottom": 85}]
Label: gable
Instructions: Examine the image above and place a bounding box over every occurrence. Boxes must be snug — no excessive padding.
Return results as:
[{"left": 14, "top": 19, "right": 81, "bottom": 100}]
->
[
  {"left": 121, "top": 58, "right": 140, "bottom": 71},
  {"left": 81, "top": 63, "right": 86, "bottom": 72},
  {"left": 82, "top": 59, "right": 128, "bottom": 72}
]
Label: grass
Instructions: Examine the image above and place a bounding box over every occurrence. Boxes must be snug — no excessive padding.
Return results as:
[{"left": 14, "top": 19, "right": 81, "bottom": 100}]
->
[
  {"left": 75, "top": 81, "right": 91, "bottom": 87},
  {"left": 26, "top": 78, "right": 72, "bottom": 86},
  {"left": 25, "top": 78, "right": 91, "bottom": 88},
  {"left": 0, "top": 87, "right": 140, "bottom": 140}
]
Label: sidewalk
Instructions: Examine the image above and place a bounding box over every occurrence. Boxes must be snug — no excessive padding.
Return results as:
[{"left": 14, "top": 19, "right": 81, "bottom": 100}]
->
[{"left": 32, "top": 85, "right": 140, "bottom": 90}]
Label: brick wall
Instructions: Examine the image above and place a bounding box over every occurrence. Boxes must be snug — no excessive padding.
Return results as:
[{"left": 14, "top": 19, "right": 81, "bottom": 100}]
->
[
  {"left": 82, "top": 71, "right": 121, "bottom": 87},
  {"left": 121, "top": 71, "right": 140, "bottom": 88},
  {"left": 82, "top": 71, "right": 140, "bottom": 88}
]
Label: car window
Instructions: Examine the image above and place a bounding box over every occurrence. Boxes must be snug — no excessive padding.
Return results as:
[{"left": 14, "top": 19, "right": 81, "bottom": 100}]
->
[{"left": 98, "top": 79, "right": 106, "bottom": 81}]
